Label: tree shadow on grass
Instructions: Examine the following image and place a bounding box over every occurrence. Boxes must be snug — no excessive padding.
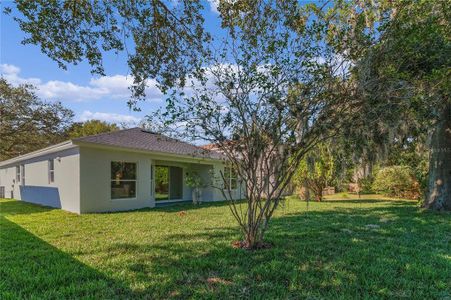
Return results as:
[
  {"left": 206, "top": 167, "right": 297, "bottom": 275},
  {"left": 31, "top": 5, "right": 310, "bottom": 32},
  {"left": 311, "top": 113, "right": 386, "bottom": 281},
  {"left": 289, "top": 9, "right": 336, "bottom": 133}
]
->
[
  {"left": 321, "top": 198, "right": 411, "bottom": 204},
  {"left": 153, "top": 200, "right": 239, "bottom": 213},
  {"left": 0, "top": 216, "right": 133, "bottom": 299},
  {"left": 0, "top": 199, "right": 58, "bottom": 216},
  {"left": 95, "top": 199, "right": 234, "bottom": 215}
]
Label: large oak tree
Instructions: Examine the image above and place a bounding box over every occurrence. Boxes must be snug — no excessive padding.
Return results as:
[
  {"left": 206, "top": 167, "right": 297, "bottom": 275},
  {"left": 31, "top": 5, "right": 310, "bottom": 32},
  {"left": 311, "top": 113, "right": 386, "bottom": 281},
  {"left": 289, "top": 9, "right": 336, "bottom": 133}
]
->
[
  {"left": 0, "top": 78, "right": 73, "bottom": 160},
  {"left": 316, "top": 0, "right": 450, "bottom": 209}
]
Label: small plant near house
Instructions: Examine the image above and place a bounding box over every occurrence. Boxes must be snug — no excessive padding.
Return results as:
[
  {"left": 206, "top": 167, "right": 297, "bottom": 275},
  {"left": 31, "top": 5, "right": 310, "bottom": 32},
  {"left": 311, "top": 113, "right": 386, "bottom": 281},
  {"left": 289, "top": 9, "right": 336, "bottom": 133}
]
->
[
  {"left": 185, "top": 169, "right": 206, "bottom": 204},
  {"left": 372, "top": 166, "right": 420, "bottom": 199}
]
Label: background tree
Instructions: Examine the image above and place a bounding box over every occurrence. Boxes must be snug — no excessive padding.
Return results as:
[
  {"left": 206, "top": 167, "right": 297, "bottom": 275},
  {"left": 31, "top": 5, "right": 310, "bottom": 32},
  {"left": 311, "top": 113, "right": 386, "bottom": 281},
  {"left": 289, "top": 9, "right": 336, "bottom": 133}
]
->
[
  {"left": 293, "top": 143, "right": 336, "bottom": 202},
  {"left": 313, "top": 0, "right": 450, "bottom": 209},
  {"left": 66, "top": 120, "right": 119, "bottom": 138},
  {"left": 385, "top": 137, "right": 429, "bottom": 197},
  {"left": 0, "top": 78, "right": 73, "bottom": 160},
  {"left": 372, "top": 166, "right": 421, "bottom": 200}
]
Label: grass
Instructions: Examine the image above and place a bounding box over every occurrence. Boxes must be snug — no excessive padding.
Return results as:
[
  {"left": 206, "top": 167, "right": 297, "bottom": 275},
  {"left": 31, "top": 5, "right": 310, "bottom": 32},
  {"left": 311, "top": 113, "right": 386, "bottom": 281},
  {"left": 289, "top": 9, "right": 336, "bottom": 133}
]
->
[
  {"left": 1, "top": 196, "right": 450, "bottom": 299},
  {"left": 155, "top": 193, "right": 169, "bottom": 201}
]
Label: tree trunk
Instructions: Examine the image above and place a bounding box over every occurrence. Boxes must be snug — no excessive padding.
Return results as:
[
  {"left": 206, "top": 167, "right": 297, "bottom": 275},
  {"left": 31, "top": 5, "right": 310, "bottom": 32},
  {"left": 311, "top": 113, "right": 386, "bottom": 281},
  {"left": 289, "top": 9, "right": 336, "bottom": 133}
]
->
[
  {"left": 244, "top": 227, "right": 263, "bottom": 249},
  {"left": 245, "top": 231, "right": 256, "bottom": 248},
  {"left": 316, "top": 185, "right": 324, "bottom": 202},
  {"left": 424, "top": 103, "right": 451, "bottom": 210},
  {"left": 315, "top": 192, "right": 323, "bottom": 202}
]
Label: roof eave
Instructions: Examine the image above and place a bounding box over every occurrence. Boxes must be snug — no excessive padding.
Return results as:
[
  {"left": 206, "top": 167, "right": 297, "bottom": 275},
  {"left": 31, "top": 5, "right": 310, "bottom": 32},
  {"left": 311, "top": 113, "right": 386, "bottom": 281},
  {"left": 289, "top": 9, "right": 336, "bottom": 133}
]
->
[
  {"left": 0, "top": 140, "right": 76, "bottom": 167},
  {"left": 73, "top": 140, "right": 225, "bottom": 163}
]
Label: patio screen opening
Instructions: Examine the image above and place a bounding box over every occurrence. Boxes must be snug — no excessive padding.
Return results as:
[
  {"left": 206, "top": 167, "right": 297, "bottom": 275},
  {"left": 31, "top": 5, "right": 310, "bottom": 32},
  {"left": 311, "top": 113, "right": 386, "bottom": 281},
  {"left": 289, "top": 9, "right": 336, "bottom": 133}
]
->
[{"left": 155, "top": 166, "right": 183, "bottom": 201}]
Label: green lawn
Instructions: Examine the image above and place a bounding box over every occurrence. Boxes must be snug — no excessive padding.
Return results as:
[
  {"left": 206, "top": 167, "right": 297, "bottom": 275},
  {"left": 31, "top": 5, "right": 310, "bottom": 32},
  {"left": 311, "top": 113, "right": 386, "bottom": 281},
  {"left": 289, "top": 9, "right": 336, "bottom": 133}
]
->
[
  {"left": 1, "top": 196, "right": 450, "bottom": 299},
  {"left": 155, "top": 193, "right": 169, "bottom": 201}
]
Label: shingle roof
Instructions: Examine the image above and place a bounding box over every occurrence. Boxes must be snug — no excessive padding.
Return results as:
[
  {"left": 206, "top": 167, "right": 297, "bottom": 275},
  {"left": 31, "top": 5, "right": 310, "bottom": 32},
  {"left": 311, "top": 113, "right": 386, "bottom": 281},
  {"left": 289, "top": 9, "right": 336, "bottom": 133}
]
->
[{"left": 73, "top": 127, "right": 223, "bottom": 160}]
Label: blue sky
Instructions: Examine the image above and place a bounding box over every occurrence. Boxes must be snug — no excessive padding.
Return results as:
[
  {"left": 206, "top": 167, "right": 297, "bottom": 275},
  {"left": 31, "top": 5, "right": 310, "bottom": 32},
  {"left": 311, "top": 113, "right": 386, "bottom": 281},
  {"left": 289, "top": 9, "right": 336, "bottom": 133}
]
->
[{"left": 0, "top": 1, "right": 222, "bottom": 125}]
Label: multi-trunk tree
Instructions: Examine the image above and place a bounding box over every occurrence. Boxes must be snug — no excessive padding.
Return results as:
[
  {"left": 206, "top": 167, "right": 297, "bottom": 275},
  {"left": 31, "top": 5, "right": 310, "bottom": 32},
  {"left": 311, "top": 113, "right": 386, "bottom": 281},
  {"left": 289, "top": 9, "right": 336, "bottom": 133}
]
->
[{"left": 148, "top": 2, "right": 357, "bottom": 248}]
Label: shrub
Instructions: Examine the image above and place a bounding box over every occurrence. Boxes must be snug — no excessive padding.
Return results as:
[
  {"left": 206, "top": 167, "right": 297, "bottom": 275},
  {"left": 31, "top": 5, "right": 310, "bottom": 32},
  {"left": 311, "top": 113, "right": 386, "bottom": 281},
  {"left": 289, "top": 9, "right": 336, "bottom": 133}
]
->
[
  {"left": 340, "top": 192, "right": 350, "bottom": 199},
  {"left": 358, "top": 177, "right": 375, "bottom": 194},
  {"left": 372, "top": 166, "right": 420, "bottom": 199},
  {"left": 293, "top": 144, "right": 336, "bottom": 202}
]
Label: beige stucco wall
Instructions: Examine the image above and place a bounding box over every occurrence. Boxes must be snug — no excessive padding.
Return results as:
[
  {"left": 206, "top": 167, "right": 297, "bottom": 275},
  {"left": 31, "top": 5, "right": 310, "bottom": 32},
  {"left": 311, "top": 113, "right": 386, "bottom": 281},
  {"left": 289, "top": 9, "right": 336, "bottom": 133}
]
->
[
  {"left": 78, "top": 145, "right": 232, "bottom": 213},
  {"left": 78, "top": 145, "right": 245, "bottom": 213},
  {"left": 208, "top": 163, "right": 245, "bottom": 202},
  {"left": 79, "top": 147, "right": 153, "bottom": 213},
  {"left": 0, "top": 167, "right": 14, "bottom": 198},
  {"left": 0, "top": 147, "right": 80, "bottom": 213},
  {"left": 0, "top": 143, "right": 245, "bottom": 214}
]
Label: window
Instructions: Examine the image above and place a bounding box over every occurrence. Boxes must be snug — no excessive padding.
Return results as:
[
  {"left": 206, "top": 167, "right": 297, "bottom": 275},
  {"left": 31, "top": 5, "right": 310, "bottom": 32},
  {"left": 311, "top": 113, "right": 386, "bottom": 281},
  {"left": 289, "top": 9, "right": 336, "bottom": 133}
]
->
[
  {"left": 150, "top": 164, "right": 154, "bottom": 196},
  {"left": 154, "top": 166, "right": 183, "bottom": 201},
  {"left": 48, "top": 159, "right": 55, "bottom": 183},
  {"left": 155, "top": 166, "right": 169, "bottom": 200},
  {"left": 224, "top": 166, "right": 238, "bottom": 190},
  {"left": 20, "top": 165, "right": 25, "bottom": 186},
  {"left": 111, "top": 161, "right": 137, "bottom": 199},
  {"left": 16, "top": 166, "right": 20, "bottom": 183}
]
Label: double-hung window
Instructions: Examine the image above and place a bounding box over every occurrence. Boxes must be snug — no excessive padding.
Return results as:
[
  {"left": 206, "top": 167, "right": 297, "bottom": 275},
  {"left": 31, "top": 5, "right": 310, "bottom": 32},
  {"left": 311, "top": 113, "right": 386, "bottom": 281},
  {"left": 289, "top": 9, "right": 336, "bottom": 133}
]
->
[
  {"left": 224, "top": 166, "right": 238, "bottom": 190},
  {"left": 16, "top": 166, "right": 20, "bottom": 183},
  {"left": 150, "top": 164, "right": 154, "bottom": 196},
  {"left": 48, "top": 159, "right": 55, "bottom": 183},
  {"left": 20, "top": 165, "right": 25, "bottom": 185},
  {"left": 111, "top": 161, "right": 137, "bottom": 199}
]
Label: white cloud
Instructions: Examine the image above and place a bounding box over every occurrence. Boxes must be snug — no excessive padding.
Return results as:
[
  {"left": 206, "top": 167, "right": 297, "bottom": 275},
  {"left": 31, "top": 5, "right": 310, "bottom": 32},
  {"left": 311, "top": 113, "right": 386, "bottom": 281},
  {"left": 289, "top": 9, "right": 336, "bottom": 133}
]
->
[
  {"left": 206, "top": 0, "right": 237, "bottom": 14},
  {"left": 1, "top": 63, "right": 41, "bottom": 86},
  {"left": 0, "top": 63, "right": 163, "bottom": 102},
  {"left": 79, "top": 110, "right": 141, "bottom": 124},
  {"left": 38, "top": 80, "right": 107, "bottom": 101},
  {"left": 207, "top": 0, "right": 219, "bottom": 13},
  {"left": 1, "top": 64, "right": 20, "bottom": 75},
  {"left": 90, "top": 75, "right": 162, "bottom": 100}
]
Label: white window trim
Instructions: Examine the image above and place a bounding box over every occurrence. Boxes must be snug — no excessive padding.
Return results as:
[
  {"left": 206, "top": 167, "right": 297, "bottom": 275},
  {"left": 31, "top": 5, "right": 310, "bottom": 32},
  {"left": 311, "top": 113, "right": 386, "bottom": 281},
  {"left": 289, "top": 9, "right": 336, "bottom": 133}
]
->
[
  {"left": 16, "top": 166, "right": 20, "bottom": 183},
  {"left": 110, "top": 161, "right": 138, "bottom": 201},
  {"left": 20, "top": 164, "right": 25, "bottom": 186},
  {"left": 48, "top": 159, "right": 55, "bottom": 184},
  {"left": 224, "top": 166, "right": 238, "bottom": 191},
  {"left": 150, "top": 164, "right": 154, "bottom": 197}
]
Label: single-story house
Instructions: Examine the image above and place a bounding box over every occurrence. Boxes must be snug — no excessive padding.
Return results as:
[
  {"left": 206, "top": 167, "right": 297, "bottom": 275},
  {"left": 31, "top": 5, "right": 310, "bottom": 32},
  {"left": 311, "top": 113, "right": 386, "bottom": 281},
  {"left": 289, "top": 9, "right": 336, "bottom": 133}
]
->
[{"left": 0, "top": 128, "right": 243, "bottom": 213}]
